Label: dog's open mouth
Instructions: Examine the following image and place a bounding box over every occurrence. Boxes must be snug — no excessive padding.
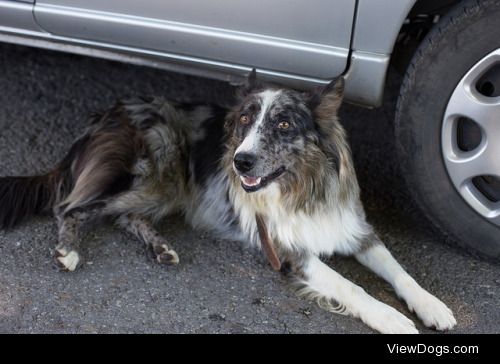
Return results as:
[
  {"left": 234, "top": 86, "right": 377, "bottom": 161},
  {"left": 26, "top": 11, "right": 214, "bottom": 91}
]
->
[{"left": 240, "top": 167, "right": 285, "bottom": 192}]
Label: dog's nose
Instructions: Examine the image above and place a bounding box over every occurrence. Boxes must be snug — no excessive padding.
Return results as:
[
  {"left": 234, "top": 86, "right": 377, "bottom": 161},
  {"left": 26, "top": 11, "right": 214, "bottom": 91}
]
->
[{"left": 234, "top": 153, "right": 256, "bottom": 173}]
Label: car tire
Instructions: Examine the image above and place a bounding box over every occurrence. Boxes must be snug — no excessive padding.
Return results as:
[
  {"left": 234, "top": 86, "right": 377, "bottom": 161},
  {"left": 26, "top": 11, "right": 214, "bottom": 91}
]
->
[{"left": 395, "top": 0, "right": 500, "bottom": 260}]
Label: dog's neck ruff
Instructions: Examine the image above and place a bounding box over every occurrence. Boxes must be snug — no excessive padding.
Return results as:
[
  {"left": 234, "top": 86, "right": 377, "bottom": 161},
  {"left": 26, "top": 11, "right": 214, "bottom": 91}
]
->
[{"left": 255, "top": 213, "right": 281, "bottom": 271}]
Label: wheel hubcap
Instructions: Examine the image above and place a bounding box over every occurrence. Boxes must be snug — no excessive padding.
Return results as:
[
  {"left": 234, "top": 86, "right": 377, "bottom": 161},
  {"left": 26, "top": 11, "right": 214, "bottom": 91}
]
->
[{"left": 442, "top": 48, "right": 500, "bottom": 227}]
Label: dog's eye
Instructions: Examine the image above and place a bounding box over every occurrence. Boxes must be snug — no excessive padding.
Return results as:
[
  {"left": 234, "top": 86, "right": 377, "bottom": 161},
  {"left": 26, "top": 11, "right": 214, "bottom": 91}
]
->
[
  {"left": 278, "top": 121, "right": 290, "bottom": 130},
  {"left": 240, "top": 115, "right": 250, "bottom": 124}
]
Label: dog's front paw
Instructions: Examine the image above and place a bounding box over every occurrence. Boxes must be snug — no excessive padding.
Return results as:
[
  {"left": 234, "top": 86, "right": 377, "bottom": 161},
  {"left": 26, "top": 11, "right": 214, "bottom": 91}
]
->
[
  {"left": 54, "top": 248, "right": 81, "bottom": 272},
  {"left": 361, "top": 302, "right": 419, "bottom": 334},
  {"left": 152, "top": 244, "right": 179, "bottom": 265},
  {"left": 406, "top": 289, "right": 456, "bottom": 331}
]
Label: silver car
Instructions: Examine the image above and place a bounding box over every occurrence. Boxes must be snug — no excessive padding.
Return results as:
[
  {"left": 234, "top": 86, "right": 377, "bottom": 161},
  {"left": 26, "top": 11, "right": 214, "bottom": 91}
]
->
[{"left": 1, "top": 0, "right": 499, "bottom": 259}]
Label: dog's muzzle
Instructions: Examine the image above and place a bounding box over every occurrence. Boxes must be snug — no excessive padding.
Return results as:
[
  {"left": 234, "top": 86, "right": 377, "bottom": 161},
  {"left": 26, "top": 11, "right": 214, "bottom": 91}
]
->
[{"left": 233, "top": 153, "right": 285, "bottom": 192}]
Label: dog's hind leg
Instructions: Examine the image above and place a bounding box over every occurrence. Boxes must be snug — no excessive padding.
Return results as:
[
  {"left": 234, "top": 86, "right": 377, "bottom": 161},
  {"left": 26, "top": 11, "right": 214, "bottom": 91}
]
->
[
  {"left": 294, "top": 254, "right": 418, "bottom": 334},
  {"left": 355, "top": 237, "right": 456, "bottom": 331},
  {"left": 117, "top": 214, "right": 179, "bottom": 265},
  {"left": 54, "top": 209, "right": 94, "bottom": 271}
]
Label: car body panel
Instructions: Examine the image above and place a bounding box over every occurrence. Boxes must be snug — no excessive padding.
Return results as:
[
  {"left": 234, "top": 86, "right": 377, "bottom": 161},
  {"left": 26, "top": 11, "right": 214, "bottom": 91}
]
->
[
  {"left": 0, "top": 0, "right": 418, "bottom": 107},
  {"left": 352, "top": 0, "right": 416, "bottom": 54},
  {"left": 34, "top": 0, "right": 355, "bottom": 79},
  {"left": 35, "top": 0, "right": 353, "bottom": 46},
  {"left": 0, "top": 1, "right": 40, "bottom": 32}
]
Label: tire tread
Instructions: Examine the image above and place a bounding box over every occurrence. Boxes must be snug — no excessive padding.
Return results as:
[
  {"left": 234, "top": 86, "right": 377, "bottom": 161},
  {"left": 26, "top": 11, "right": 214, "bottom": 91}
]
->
[{"left": 395, "top": 0, "right": 500, "bottom": 260}]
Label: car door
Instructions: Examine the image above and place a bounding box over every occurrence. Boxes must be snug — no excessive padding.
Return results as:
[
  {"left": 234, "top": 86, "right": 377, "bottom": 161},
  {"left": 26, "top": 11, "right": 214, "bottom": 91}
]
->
[{"left": 33, "top": 0, "right": 355, "bottom": 80}]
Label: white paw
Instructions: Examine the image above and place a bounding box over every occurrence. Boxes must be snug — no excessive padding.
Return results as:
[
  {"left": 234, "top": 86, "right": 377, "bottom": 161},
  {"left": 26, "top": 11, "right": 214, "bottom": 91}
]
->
[
  {"left": 154, "top": 244, "right": 179, "bottom": 265},
  {"left": 56, "top": 249, "right": 80, "bottom": 271},
  {"left": 406, "top": 289, "right": 456, "bottom": 331},
  {"left": 361, "top": 302, "right": 419, "bottom": 334}
]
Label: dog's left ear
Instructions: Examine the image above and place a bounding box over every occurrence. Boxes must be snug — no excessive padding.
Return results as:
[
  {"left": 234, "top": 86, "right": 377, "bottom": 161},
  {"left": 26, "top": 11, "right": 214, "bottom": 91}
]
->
[
  {"left": 236, "top": 68, "right": 260, "bottom": 100},
  {"left": 307, "top": 76, "right": 345, "bottom": 116}
]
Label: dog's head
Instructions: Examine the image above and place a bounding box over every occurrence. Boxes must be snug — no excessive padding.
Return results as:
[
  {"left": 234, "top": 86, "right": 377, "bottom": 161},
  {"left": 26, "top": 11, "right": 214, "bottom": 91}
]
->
[{"left": 225, "top": 70, "right": 346, "bottom": 194}]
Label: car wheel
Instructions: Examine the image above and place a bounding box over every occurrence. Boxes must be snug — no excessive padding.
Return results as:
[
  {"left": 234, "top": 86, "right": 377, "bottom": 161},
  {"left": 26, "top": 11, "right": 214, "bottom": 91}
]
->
[{"left": 395, "top": 0, "right": 500, "bottom": 259}]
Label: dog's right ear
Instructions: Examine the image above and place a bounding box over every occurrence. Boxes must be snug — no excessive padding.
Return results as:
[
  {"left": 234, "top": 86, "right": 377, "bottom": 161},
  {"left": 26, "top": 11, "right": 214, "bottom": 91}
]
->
[
  {"left": 307, "top": 76, "right": 345, "bottom": 117},
  {"left": 236, "top": 68, "right": 260, "bottom": 100}
]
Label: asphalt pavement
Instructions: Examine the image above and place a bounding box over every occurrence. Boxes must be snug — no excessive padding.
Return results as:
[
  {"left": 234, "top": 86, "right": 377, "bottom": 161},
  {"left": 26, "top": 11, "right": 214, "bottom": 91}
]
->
[{"left": 0, "top": 43, "right": 498, "bottom": 333}]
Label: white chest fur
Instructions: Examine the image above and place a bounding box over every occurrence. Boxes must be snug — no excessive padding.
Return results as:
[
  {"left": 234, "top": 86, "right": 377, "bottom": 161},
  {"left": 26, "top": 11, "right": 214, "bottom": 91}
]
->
[{"left": 230, "top": 183, "right": 369, "bottom": 256}]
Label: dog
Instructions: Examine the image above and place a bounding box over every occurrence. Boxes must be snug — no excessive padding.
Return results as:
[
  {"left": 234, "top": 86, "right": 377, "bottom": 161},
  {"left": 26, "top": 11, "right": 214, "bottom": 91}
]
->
[{"left": 0, "top": 70, "right": 456, "bottom": 333}]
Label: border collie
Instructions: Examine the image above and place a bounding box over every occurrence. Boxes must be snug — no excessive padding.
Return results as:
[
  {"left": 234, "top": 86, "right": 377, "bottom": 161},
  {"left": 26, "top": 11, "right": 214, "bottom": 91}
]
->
[{"left": 0, "top": 71, "right": 456, "bottom": 333}]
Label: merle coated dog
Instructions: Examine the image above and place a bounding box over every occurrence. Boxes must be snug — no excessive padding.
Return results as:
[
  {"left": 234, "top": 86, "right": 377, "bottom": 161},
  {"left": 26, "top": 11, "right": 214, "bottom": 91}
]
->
[{"left": 0, "top": 71, "right": 456, "bottom": 333}]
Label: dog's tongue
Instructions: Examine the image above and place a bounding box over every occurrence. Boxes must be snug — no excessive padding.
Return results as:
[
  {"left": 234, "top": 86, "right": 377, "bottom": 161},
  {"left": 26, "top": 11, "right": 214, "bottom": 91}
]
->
[{"left": 241, "top": 176, "right": 261, "bottom": 186}]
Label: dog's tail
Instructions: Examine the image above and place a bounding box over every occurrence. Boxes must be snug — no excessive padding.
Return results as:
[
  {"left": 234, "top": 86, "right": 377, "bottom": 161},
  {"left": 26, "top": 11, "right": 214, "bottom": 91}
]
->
[
  {"left": 0, "top": 168, "right": 70, "bottom": 229},
  {"left": 0, "top": 136, "right": 81, "bottom": 229}
]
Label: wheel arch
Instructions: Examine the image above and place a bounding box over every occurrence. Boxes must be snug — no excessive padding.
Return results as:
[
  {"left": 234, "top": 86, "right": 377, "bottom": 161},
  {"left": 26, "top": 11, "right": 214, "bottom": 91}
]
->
[{"left": 347, "top": 0, "right": 462, "bottom": 107}]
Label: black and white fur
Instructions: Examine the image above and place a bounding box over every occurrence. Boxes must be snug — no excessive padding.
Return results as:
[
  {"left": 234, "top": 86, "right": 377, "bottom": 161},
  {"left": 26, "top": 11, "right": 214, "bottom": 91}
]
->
[{"left": 0, "top": 72, "right": 456, "bottom": 333}]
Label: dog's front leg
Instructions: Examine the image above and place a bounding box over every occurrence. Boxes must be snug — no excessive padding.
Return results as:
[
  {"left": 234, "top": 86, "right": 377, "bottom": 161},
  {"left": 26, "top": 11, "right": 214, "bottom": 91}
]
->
[
  {"left": 296, "top": 254, "right": 418, "bottom": 334},
  {"left": 355, "top": 240, "right": 456, "bottom": 331}
]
